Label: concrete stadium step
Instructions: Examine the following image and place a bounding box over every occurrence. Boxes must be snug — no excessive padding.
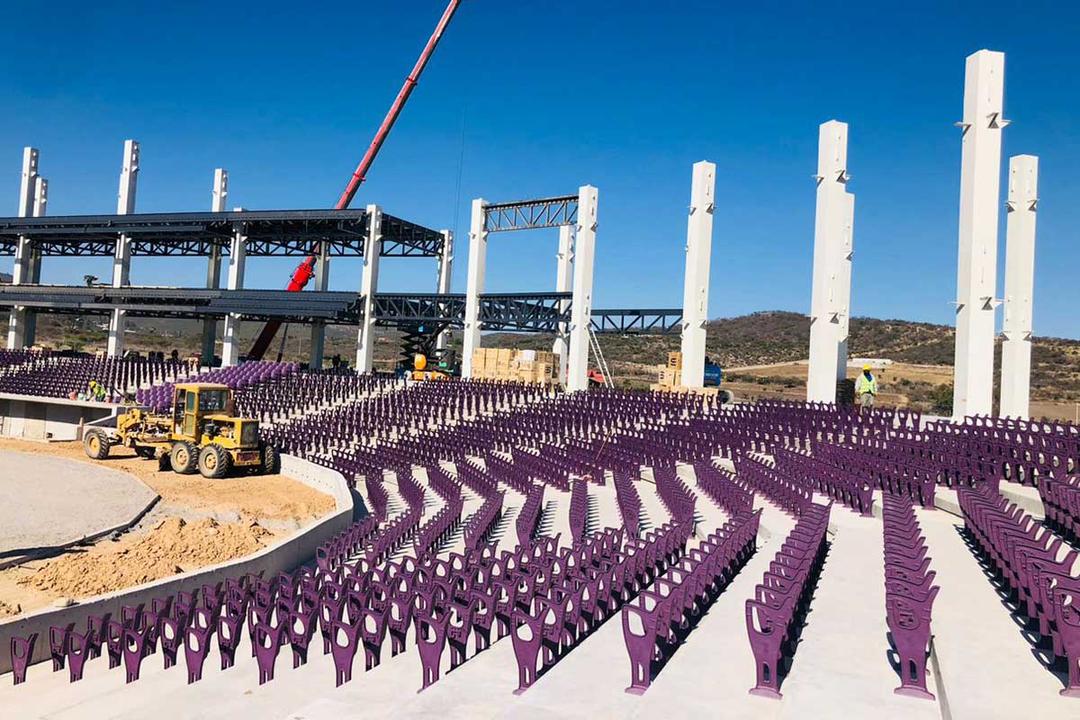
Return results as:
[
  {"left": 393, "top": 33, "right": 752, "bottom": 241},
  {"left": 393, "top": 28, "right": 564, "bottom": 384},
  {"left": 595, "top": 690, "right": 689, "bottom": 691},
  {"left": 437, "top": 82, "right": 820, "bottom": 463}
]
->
[
  {"left": 588, "top": 480, "right": 623, "bottom": 532},
  {"left": 536, "top": 490, "right": 571, "bottom": 547},
  {"left": 677, "top": 461, "right": 729, "bottom": 531},
  {"left": 636, "top": 470, "right": 672, "bottom": 529},
  {"left": 404, "top": 502, "right": 799, "bottom": 719},
  {"left": 768, "top": 507, "right": 940, "bottom": 719},
  {"left": 917, "top": 506, "right": 1079, "bottom": 718}
]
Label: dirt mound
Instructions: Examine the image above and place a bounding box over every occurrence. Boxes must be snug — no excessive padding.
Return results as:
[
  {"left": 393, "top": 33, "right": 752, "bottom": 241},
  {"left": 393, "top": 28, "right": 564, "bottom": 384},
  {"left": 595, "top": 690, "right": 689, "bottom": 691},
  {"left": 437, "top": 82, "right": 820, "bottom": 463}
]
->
[{"left": 18, "top": 517, "right": 274, "bottom": 599}]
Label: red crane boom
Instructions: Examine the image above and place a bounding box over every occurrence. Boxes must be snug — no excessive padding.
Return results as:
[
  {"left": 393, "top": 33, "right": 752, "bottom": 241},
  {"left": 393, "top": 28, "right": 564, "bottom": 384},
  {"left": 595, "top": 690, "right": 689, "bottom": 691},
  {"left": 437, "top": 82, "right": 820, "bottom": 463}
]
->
[{"left": 246, "top": 0, "right": 462, "bottom": 362}]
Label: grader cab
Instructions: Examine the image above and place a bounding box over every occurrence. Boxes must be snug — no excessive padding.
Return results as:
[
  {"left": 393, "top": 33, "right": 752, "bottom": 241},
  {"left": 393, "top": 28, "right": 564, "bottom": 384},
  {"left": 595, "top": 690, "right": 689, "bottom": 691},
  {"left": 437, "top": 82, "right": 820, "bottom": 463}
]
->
[{"left": 82, "top": 383, "right": 278, "bottom": 479}]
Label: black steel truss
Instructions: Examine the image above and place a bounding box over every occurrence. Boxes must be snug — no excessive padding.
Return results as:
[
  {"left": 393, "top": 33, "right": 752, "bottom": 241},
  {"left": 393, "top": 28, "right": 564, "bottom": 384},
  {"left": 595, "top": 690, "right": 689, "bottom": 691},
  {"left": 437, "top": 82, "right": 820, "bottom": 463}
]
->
[
  {"left": 590, "top": 308, "right": 683, "bottom": 334},
  {"left": 0, "top": 209, "right": 444, "bottom": 258},
  {"left": 0, "top": 285, "right": 571, "bottom": 332},
  {"left": 373, "top": 294, "right": 467, "bottom": 328},
  {"left": 0, "top": 285, "right": 678, "bottom": 335},
  {"left": 479, "top": 293, "right": 569, "bottom": 332},
  {"left": 483, "top": 195, "right": 578, "bottom": 233}
]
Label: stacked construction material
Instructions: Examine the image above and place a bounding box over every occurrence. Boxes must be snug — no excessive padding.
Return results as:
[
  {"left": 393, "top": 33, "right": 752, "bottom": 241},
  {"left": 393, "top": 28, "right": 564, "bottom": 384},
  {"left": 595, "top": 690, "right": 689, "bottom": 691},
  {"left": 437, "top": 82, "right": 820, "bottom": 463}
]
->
[
  {"left": 651, "top": 351, "right": 682, "bottom": 391},
  {"left": 470, "top": 348, "right": 556, "bottom": 385}
]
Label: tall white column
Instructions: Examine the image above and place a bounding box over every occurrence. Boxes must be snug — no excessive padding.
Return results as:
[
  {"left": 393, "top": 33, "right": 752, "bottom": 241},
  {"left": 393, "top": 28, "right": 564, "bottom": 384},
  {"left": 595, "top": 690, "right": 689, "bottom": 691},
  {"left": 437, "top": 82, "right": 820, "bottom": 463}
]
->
[
  {"left": 200, "top": 168, "right": 228, "bottom": 364},
  {"left": 7, "top": 147, "right": 39, "bottom": 350},
  {"left": 461, "top": 198, "right": 488, "bottom": 378},
  {"left": 435, "top": 229, "right": 454, "bottom": 353},
  {"left": 220, "top": 223, "right": 247, "bottom": 367},
  {"left": 566, "top": 186, "right": 598, "bottom": 393},
  {"left": 309, "top": 242, "right": 330, "bottom": 369},
  {"left": 679, "top": 161, "right": 716, "bottom": 389},
  {"left": 107, "top": 139, "right": 140, "bottom": 357},
  {"left": 807, "top": 121, "right": 853, "bottom": 403},
  {"left": 552, "top": 224, "right": 574, "bottom": 385},
  {"left": 999, "top": 155, "right": 1038, "bottom": 419},
  {"left": 953, "top": 49, "right": 1006, "bottom": 419},
  {"left": 22, "top": 177, "right": 47, "bottom": 347},
  {"left": 355, "top": 205, "right": 382, "bottom": 372},
  {"left": 835, "top": 192, "right": 855, "bottom": 380}
]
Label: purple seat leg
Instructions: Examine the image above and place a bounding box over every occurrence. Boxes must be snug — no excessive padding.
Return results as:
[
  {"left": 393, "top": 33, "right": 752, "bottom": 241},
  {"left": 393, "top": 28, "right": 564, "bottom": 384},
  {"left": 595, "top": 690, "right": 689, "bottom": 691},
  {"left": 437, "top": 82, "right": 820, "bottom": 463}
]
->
[
  {"left": 9, "top": 633, "right": 38, "bottom": 686},
  {"left": 253, "top": 622, "right": 285, "bottom": 685}
]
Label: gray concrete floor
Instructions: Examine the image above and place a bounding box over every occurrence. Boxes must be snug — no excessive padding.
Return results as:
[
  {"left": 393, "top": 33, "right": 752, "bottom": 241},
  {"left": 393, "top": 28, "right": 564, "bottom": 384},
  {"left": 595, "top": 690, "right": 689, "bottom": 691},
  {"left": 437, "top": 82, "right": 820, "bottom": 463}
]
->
[
  {"left": 0, "top": 450, "right": 157, "bottom": 556},
  {"left": 3, "top": 466, "right": 1078, "bottom": 719}
]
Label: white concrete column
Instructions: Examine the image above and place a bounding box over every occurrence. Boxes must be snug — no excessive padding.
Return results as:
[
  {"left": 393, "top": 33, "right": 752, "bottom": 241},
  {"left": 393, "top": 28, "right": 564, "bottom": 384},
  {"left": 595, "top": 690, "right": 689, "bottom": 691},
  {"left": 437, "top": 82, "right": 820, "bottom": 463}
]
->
[
  {"left": 355, "top": 205, "right": 382, "bottom": 372},
  {"left": 999, "top": 155, "right": 1038, "bottom": 419},
  {"left": 953, "top": 50, "right": 1006, "bottom": 419},
  {"left": 461, "top": 198, "right": 488, "bottom": 378},
  {"left": 7, "top": 147, "right": 39, "bottom": 350},
  {"left": 22, "top": 177, "right": 47, "bottom": 347},
  {"left": 435, "top": 229, "right": 454, "bottom": 353},
  {"left": 107, "top": 139, "right": 140, "bottom": 357},
  {"left": 807, "top": 121, "right": 852, "bottom": 403},
  {"left": 566, "top": 185, "right": 598, "bottom": 393},
  {"left": 835, "top": 192, "right": 855, "bottom": 380},
  {"left": 221, "top": 223, "right": 247, "bottom": 367},
  {"left": 679, "top": 161, "right": 716, "bottom": 389},
  {"left": 552, "top": 224, "right": 574, "bottom": 385},
  {"left": 200, "top": 168, "right": 228, "bottom": 363},
  {"left": 309, "top": 243, "right": 330, "bottom": 369}
]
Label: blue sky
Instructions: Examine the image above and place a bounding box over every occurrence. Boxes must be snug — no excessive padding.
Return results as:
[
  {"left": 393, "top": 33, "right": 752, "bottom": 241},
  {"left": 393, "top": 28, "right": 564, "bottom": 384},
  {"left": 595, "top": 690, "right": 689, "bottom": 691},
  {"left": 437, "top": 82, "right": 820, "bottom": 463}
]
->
[{"left": 1, "top": 1, "right": 1077, "bottom": 338}]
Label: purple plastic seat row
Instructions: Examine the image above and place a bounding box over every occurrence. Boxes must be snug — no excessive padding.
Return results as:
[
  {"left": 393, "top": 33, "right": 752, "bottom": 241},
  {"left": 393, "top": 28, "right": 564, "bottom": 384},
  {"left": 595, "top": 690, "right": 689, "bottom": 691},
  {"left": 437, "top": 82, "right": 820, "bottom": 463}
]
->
[
  {"left": 622, "top": 509, "right": 761, "bottom": 693},
  {"left": 745, "top": 501, "right": 832, "bottom": 699},
  {"left": 882, "top": 493, "right": 939, "bottom": 699}
]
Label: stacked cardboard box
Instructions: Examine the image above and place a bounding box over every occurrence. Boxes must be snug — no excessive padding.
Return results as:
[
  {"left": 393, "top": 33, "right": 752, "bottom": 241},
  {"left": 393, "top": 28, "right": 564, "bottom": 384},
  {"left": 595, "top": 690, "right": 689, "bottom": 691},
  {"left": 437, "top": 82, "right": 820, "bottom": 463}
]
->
[
  {"left": 470, "top": 348, "right": 556, "bottom": 384},
  {"left": 654, "top": 351, "right": 683, "bottom": 389}
]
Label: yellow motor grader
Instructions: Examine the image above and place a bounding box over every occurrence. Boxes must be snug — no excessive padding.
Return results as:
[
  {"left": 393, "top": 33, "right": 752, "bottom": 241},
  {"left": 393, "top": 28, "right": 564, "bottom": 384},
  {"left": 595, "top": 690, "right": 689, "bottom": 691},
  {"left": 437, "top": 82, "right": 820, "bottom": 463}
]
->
[{"left": 82, "top": 382, "right": 278, "bottom": 479}]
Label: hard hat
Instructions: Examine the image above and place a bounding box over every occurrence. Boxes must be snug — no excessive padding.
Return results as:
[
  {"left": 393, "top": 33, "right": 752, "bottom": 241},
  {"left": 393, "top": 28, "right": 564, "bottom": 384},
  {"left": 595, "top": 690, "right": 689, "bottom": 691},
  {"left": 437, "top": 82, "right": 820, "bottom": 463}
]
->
[{"left": 862, "top": 364, "right": 871, "bottom": 371}]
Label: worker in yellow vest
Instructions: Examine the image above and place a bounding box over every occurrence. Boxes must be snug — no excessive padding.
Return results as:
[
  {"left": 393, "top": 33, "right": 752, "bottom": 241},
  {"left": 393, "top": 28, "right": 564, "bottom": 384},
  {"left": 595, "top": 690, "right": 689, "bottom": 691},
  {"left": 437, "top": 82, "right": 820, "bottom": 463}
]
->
[{"left": 855, "top": 364, "right": 877, "bottom": 409}]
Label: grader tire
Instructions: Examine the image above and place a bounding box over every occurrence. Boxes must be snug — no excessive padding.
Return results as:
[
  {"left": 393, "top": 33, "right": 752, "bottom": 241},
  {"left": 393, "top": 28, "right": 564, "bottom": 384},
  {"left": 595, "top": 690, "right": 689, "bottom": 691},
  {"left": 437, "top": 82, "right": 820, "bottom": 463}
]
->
[
  {"left": 83, "top": 430, "right": 110, "bottom": 460},
  {"left": 170, "top": 441, "right": 198, "bottom": 475},
  {"left": 260, "top": 444, "right": 280, "bottom": 475},
  {"left": 198, "top": 444, "right": 231, "bottom": 479}
]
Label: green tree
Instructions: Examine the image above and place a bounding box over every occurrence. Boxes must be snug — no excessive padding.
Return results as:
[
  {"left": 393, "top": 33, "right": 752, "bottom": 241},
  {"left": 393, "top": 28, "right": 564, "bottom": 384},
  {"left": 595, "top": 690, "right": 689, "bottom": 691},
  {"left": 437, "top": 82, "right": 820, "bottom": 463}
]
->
[{"left": 931, "top": 384, "right": 953, "bottom": 416}]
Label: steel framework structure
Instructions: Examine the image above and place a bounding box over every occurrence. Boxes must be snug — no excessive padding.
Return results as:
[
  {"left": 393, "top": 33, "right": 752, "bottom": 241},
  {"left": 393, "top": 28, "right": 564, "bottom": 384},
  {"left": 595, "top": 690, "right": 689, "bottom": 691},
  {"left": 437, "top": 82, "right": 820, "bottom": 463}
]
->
[
  {"left": 590, "top": 308, "right": 683, "bottom": 334},
  {"left": 0, "top": 285, "right": 571, "bottom": 332},
  {"left": 482, "top": 196, "right": 579, "bottom": 233},
  {"left": 0, "top": 210, "right": 444, "bottom": 258},
  {"left": 0, "top": 284, "right": 676, "bottom": 336}
]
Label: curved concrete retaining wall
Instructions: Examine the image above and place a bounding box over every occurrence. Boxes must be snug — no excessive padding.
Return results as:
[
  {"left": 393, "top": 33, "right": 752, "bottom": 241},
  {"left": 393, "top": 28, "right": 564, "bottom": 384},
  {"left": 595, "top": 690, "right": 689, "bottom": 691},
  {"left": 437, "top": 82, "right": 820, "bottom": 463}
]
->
[{"left": 0, "top": 454, "right": 351, "bottom": 675}]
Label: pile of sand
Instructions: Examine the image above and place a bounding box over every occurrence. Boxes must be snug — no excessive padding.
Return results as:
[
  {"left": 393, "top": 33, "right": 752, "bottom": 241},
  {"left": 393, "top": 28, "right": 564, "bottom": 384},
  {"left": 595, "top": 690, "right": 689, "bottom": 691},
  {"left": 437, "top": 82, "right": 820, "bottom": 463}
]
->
[
  {"left": 18, "top": 517, "right": 274, "bottom": 599},
  {"left": 0, "top": 599, "right": 22, "bottom": 619}
]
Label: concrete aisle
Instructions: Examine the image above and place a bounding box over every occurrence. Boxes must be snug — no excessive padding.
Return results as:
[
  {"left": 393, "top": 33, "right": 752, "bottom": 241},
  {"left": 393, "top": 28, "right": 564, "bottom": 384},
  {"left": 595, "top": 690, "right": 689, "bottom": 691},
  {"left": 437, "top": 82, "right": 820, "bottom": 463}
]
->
[
  {"left": 917, "top": 507, "right": 1078, "bottom": 719},
  {"left": 772, "top": 508, "right": 940, "bottom": 720}
]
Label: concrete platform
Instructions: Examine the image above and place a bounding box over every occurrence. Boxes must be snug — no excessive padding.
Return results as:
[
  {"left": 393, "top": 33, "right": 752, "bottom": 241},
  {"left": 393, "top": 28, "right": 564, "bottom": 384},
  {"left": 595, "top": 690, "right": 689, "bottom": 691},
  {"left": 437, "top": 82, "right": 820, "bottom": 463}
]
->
[
  {"left": 0, "top": 450, "right": 158, "bottom": 562},
  {"left": 3, "top": 476, "right": 1077, "bottom": 719}
]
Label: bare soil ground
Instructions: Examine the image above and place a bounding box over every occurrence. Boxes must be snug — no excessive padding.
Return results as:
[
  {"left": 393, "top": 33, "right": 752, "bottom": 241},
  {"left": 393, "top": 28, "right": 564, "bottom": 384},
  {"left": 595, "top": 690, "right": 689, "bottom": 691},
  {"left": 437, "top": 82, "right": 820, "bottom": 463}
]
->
[{"left": 0, "top": 438, "right": 336, "bottom": 618}]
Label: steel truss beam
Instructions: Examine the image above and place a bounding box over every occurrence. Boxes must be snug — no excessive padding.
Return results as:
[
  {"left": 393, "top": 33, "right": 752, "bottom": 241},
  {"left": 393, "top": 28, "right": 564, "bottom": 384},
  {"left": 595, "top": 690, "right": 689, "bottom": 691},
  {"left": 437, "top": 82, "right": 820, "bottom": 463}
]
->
[
  {"left": 0, "top": 209, "right": 443, "bottom": 258},
  {"left": 482, "top": 195, "right": 578, "bottom": 233},
  {"left": 0, "top": 286, "right": 572, "bottom": 332},
  {"left": 590, "top": 308, "right": 682, "bottom": 334},
  {"left": 0, "top": 285, "right": 675, "bottom": 336}
]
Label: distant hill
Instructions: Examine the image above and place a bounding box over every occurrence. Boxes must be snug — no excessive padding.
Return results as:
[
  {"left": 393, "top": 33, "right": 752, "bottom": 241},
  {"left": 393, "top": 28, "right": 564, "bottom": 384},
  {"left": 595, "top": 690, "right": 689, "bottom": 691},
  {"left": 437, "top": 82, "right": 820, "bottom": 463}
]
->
[
  {"left": 6, "top": 310, "right": 1079, "bottom": 404},
  {"left": 483, "top": 311, "right": 1080, "bottom": 403}
]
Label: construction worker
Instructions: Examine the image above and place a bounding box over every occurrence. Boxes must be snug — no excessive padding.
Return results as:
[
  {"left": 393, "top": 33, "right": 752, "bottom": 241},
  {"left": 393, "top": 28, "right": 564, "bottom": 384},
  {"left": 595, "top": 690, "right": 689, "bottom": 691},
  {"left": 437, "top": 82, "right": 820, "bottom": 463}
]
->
[
  {"left": 855, "top": 364, "right": 877, "bottom": 409},
  {"left": 88, "top": 380, "right": 107, "bottom": 402}
]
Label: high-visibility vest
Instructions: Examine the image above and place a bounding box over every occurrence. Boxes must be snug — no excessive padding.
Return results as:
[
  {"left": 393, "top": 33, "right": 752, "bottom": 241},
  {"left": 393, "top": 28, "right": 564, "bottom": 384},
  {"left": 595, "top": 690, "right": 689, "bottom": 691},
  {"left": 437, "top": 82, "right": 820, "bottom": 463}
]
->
[{"left": 856, "top": 373, "right": 877, "bottom": 395}]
